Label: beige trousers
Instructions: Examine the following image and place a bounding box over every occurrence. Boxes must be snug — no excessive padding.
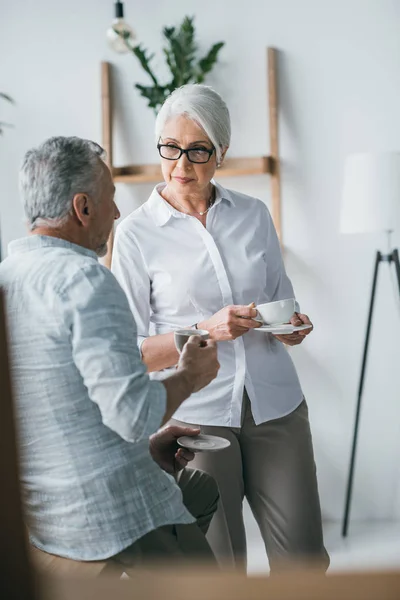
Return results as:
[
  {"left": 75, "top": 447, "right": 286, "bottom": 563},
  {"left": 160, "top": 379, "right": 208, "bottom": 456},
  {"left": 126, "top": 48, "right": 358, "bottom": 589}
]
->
[
  {"left": 109, "top": 468, "right": 218, "bottom": 572},
  {"left": 171, "top": 391, "right": 329, "bottom": 572}
]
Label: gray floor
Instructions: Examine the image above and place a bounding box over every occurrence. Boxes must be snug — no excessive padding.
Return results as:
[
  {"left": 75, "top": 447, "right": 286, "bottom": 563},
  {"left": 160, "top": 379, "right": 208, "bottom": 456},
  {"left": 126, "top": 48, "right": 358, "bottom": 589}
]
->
[{"left": 244, "top": 501, "right": 400, "bottom": 574}]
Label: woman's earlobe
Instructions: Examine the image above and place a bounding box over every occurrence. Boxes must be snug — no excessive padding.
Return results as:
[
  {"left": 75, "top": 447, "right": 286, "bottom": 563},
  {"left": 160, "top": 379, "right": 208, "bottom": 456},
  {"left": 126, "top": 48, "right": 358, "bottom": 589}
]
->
[{"left": 218, "top": 148, "right": 228, "bottom": 168}]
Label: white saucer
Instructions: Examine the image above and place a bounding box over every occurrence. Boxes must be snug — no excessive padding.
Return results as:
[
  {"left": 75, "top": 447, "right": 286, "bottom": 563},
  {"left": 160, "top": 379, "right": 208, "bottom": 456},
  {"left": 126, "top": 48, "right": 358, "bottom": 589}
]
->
[
  {"left": 177, "top": 434, "right": 231, "bottom": 453},
  {"left": 254, "top": 323, "right": 312, "bottom": 334}
]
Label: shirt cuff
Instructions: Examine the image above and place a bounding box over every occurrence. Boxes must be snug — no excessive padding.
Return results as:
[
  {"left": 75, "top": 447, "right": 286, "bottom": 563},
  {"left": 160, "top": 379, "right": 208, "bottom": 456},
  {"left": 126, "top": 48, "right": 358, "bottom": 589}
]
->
[{"left": 137, "top": 335, "right": 148, "bottom": 359}]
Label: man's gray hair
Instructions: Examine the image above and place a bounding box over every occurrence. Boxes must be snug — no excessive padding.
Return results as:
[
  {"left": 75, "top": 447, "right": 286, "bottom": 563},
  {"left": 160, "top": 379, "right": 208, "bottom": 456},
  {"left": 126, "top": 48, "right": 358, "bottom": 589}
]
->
[
  {"left": 155, "top": 84, "right": 231, "bottom": 162},
  {"left": 19, "top": 136, "right": 106, "bottom": 230}
]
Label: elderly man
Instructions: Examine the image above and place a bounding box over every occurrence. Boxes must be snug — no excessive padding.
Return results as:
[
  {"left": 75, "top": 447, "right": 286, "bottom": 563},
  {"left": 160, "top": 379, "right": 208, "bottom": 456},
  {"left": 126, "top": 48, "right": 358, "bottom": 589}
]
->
[{"left": 0, "top": 136, "right": 220, "bottom": 571}]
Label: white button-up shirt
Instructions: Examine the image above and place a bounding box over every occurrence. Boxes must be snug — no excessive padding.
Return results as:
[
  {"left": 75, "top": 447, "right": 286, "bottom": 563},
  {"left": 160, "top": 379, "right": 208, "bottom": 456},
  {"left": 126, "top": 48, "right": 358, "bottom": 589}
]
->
[{"left": 112, "top": 182, "right": 304, "bottom": 427}]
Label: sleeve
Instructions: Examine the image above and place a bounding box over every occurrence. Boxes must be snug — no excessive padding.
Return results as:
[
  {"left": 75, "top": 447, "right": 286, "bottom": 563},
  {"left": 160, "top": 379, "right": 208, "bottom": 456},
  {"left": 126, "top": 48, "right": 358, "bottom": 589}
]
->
[
  {"left": 111, "top": 225, "right": 151, "bottom": 355},
  {"left": 262, "top": 203, "right": 300, "bottom": 313},
  {"left": 63, "top": 262, "right": 166, "bottom": 443}
]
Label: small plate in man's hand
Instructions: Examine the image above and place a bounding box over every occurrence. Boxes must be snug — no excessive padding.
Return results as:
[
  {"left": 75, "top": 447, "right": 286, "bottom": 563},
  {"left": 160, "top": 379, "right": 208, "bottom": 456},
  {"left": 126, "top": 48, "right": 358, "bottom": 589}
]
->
[{"left": 177, "top": 434, "right": 231, "bottom": 453}]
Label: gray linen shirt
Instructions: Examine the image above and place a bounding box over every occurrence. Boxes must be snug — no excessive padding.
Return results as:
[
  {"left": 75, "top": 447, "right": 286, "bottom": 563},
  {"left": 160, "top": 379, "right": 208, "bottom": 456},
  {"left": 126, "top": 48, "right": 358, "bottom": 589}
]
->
[{"left": 0, "top": 235, "right": 193, "bottom": 560}]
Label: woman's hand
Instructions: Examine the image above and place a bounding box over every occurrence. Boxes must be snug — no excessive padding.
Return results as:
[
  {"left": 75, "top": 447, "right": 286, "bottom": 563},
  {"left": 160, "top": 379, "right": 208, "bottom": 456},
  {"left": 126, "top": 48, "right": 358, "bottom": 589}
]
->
[
  {"left": 273, "top": 313, "right": 313, "bottom": 346},
  {"left": 199, "top": 303, "right": 261, "bottom": 341}
]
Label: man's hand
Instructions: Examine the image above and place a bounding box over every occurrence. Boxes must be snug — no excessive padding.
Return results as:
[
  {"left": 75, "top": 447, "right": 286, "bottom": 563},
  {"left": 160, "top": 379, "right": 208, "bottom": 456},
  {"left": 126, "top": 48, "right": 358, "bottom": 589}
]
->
[
  {"left": 149, "top": 425, "right": 200, "bottom": 474},
  {"left": 178, "top": 336, "right": 220, "bottom": 394},
  {"left": 273, "top": 312, "right": 313, "bottom": 346}
]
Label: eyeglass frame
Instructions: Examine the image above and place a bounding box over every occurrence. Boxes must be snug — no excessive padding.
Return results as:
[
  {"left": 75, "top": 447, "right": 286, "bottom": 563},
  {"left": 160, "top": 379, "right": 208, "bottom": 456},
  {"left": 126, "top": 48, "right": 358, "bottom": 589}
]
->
[{"left": 157, "top": 142, "right": 216, "bottom": 164}]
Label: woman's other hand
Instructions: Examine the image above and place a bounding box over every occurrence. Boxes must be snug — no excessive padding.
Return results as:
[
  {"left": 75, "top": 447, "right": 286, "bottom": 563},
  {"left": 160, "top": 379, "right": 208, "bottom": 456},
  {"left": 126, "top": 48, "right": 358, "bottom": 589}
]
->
[
  {"left": 199, "top": 303, "right": 261, "bottom": 341},
  {"left": 273, "top": 313, "right": 313, "bottom": 346}
]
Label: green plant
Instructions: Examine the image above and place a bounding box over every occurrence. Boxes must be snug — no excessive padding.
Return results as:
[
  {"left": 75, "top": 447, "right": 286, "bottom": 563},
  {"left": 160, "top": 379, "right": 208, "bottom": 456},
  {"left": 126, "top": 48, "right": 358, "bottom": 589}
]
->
[
  {"left": 118, "top": 16, "right": 225, "bottom": 113},
  {"left": 0, "top": 92, "right": 14, "bottom": 135}
]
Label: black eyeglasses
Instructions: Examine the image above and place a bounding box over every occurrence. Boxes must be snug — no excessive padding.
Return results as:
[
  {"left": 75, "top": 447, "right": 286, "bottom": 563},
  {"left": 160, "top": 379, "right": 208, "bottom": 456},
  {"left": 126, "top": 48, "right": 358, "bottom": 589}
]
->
[{"left": 157, "top": 143, "right": 215, "bottom": 164}]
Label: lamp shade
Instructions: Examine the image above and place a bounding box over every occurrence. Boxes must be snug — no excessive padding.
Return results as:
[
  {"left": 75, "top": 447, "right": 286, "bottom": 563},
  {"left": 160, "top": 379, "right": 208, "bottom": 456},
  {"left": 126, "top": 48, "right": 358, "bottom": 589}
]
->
[{"left": 340, "top": 152, "right": 400, "bottom": 234}]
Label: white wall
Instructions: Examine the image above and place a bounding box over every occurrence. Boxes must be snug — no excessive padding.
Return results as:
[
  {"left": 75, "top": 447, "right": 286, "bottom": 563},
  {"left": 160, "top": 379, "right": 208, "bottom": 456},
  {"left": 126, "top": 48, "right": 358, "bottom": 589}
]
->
[{"left": 1, "top": 0, "right": 400, "bottom": 522}]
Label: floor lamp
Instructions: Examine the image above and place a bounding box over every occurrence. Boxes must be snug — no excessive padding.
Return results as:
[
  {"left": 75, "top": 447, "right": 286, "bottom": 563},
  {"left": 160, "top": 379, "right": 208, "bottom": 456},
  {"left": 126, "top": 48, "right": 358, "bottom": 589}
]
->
[{"left": 340, "top": 153, "right": 400, "bottom": 537}]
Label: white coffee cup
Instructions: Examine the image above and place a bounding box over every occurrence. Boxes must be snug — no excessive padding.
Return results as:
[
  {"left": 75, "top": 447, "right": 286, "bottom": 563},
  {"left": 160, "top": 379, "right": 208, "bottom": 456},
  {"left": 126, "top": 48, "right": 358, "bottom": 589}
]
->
[
  {"left": 255, "top": 298, "right": 296, "bottom": 325},
  {"left": 174, "top": 328, "right": 210, "bottom": 353}
]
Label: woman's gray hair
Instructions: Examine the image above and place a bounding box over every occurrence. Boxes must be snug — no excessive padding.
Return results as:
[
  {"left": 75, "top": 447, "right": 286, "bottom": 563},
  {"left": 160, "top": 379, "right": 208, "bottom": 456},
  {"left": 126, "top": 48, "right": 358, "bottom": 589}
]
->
[
  {"left": 155, "top": 84, "right": 231, "bottom": 162},
  {"left": 19, "top": 136, "right": 106, "bottom": 230}
]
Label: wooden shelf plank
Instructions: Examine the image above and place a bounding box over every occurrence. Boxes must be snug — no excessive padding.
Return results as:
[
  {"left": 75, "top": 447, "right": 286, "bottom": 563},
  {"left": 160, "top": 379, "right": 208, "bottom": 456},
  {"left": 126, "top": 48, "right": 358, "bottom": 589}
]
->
[
  {"left": 113, "top": 163, "right": 161, "bottom": 183},
  {"left": 113, "top": 156, "right": 272, "bottom": 184}
]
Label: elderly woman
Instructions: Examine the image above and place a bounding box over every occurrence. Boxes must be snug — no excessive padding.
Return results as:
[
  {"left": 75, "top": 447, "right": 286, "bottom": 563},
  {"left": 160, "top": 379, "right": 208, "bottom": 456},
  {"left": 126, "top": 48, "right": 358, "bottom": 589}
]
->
[{"left": 112, "top": 84, "right": 329, "bottom": 572}]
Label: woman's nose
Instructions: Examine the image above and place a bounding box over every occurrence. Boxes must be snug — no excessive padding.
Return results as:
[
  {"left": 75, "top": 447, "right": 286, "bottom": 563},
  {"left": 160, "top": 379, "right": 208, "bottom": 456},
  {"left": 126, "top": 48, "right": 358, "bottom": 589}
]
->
[{"left": 176, "top": 152, "right": 191, "bottom": 169}]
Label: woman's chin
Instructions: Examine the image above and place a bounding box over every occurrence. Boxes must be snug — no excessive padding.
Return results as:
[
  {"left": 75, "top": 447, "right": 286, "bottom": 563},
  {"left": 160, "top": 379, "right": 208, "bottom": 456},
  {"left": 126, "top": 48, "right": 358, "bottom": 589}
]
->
[{"left": 167, "top": 181, "right": 195, "bottom": 195}]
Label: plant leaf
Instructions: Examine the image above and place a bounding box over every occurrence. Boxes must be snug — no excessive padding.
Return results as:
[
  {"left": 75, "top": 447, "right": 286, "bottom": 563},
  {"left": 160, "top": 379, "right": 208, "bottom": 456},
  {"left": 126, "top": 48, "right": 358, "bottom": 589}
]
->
[
  {"left": 196, "top": 42, "right": 225, "bottom": 80},
  {"left": 163, "top": 16, "right": 197, "bottom": 88},
  {"left": 132, "top": 44, "right": 159, "bottom": 86},
  {"left": 0, "top": 121, "right": 13, "bottom": 135},
  {"left": 163, "top": 26, "right": 176, "bottom": 40},
  {"left": 113, "top": 26, "right": 132, "bottom": 42},
  {"left": 0, "top": 92, "right": 14, "bottom": 104},
  {"left": 135, "top": 84, "right": 169, "bottom": 112}
]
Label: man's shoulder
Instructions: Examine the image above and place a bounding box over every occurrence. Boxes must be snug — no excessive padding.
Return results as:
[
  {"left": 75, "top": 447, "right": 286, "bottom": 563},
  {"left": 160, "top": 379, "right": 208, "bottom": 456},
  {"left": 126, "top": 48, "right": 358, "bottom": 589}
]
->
[
  {"left": 38, "top": 247, "right": 106, "bottom": 293},
  {"left": 0, "top": 245, "right": 116, "bottom": 298},
  {"left": 56, "top": 254, "right": 120, "bottom": 299}
]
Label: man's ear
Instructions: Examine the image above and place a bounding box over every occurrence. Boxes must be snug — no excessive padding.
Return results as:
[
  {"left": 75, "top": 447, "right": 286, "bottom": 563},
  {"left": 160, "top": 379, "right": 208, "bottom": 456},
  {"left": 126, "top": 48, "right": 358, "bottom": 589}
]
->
[{"left": 72, "top": 193, "right": 92, "bottom": 226}]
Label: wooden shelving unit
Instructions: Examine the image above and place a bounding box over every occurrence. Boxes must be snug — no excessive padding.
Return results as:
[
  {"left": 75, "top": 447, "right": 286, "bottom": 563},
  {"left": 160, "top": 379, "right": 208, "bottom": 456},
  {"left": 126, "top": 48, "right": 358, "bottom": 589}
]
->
[
  {"left": 112, "top": 156, "right": 273, "bottom": 184},
  {"left": 101, "top": 47, "right": 281, "bottom": 268}
]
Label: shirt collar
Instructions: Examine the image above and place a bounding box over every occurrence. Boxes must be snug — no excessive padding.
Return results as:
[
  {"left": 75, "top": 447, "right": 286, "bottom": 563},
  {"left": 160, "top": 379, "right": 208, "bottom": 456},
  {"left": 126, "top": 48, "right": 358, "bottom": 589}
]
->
[
  {"left": 8, "top": 235, "right": 99, "bottom": 260},
  {"left": 147, "top": 181, "right": 236, "bottom": 227}
]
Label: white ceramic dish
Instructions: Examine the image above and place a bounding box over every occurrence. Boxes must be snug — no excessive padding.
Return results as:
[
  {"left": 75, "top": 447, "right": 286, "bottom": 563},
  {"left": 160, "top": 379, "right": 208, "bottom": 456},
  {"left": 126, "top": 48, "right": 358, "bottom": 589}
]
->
[
  {"left": 177, "top": 434, "right": 231, "bottom": 453},
  {"left": 254, "top": 323, "right": 312, "bottom": 334}
]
